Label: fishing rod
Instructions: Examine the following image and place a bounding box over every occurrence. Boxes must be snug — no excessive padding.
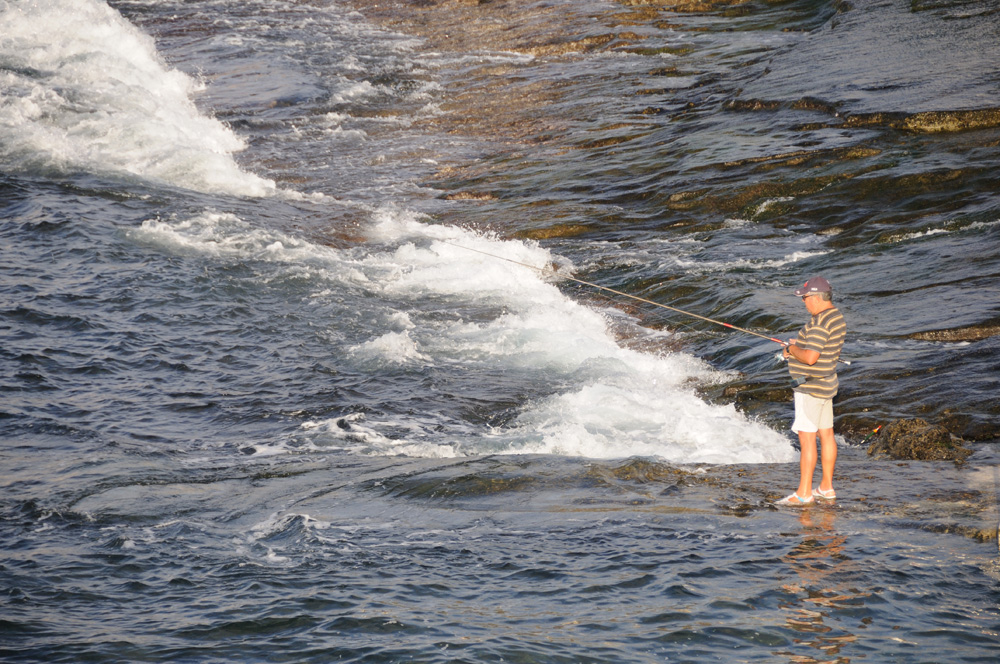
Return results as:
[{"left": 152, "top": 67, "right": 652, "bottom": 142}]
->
[{"left": 440, "top": 240, "right": 791, "bottom": 347}]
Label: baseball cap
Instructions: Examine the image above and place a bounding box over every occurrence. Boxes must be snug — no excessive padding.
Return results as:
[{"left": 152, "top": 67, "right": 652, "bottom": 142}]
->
[{"left": 794, "top": 276, "right": 832, "bottom": 296}]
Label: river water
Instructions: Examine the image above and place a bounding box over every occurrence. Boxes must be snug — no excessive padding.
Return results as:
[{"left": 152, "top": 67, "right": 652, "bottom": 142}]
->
[{"left": 2, "top": 0, "right": 1000, "bottom": 661}]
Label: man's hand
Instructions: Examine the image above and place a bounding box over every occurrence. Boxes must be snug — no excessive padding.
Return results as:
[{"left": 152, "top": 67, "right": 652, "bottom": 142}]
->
[{"left": 784, "top": 340, "right": 819, "bottom": 366}]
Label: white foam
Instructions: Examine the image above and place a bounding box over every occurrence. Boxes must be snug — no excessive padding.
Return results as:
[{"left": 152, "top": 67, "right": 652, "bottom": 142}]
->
[
  {"left": 670, "top": 249, "right": 829, "bottom": 273},
  {"left": 498, "top": 381, "right": 789, "bottom": 464},
  {"left": 130, "top": 206, "right": 793, "bottom": 464},
  {"left": 331, "top": 79, "right": 382, "bottom": 104},
  {"left": 129, "top": 211, "right": 382, "bottom": 311},
  {"left": 301, "top": 414, "right": 459, "bottom": 458},
  {"left": 249, "top": 512, "right": 331, "bottom": 539},
  {"left": 881, "top": 219, "right": 1000, "bottom": 244},
  {"left": 129, "top": 211, "right": 332, "bottom": 264},
  {"left": 883, "top": 228, "right": 950, "bottom": 243},
  {"left": 311, "top": 207, "right": 793, "bottom": 463},
  {"left": 749, "top": 196, "right": 795, "bottom": 218},
  {"left": 0, "top": 0, "right": 277, "bottom": 197},
  {"left": 350, "top": 330, "right": 430, "bottom": 367}
]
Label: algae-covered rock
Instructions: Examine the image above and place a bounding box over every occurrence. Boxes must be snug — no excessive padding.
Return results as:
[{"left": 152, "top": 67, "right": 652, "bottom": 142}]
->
[
  {"left": 840, "top": 108, "right": 1000, "bottom": 133},
  {"left": 514, "top": 223, "right": 591, "bottom": 240},
  {"left": 905, "top": 320, "right": 1000, "bottom": 342},
  {"left": 867, "top": 418, "right": 972, "bottom": 461}
]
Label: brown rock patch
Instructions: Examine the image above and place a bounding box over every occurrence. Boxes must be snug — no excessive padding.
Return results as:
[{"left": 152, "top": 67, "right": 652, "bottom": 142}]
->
[
  {"left": 867, "top": 418, "right": 973, "bottom": 461},
  {"left": 841, "top": 108, "right": 1000, "bottom": 133},
  {"left": 906, "top": 322, "right": 1000, "bottom": 343}
]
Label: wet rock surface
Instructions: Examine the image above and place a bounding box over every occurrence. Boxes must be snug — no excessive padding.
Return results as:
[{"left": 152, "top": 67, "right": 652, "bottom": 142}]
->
[{"left": 545, "top": 450, "right": 1000, "bottom": 548}]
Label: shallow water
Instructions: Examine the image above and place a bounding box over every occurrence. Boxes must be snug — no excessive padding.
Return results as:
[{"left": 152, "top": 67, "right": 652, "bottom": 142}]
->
[
  {"left": 5, "top": 448, "right": 1000, "bottom": 662},
  {"left": 2, "top": 0, "right": 1000, "bottom": 661}
]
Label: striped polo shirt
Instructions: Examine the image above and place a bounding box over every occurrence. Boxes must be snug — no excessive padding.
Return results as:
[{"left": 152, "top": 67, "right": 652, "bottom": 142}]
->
[{"left": 788, "top": 306, "right": 846, "bottom": 399}]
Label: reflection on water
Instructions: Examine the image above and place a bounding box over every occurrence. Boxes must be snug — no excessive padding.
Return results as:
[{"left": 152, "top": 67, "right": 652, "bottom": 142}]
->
[{"left": 777, "top": 507, "right": 864, "bottom": 664}]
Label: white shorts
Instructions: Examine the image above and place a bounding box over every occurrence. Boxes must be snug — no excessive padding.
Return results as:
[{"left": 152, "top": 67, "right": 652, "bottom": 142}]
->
[{"left": 791, "top": 391, "right": 833, "bottom": 433}]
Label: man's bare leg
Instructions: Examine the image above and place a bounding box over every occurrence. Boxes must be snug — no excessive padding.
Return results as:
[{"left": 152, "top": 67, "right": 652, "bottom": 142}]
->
[
  {"left": 796, "top": 430, "right": 818, "bottom": 499},
  {"left": 818, "top": 427, "right": 837, "bottom": 493}
]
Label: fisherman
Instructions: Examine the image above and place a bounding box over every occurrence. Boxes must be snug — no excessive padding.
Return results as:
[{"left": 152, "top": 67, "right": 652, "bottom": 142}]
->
[{"left": 777, "top": 276, "right": 847, "bottom": 506}]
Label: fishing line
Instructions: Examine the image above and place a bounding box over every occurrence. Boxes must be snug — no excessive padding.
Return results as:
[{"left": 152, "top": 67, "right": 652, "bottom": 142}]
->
[
  {"left": 439, "top": 239, "right": 853, "bottom": 366},
  {"left": 439, "top": 240, "right": 789, "bottom": 345}
]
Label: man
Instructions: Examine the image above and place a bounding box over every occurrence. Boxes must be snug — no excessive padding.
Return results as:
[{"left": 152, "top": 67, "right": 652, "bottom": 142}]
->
[{"left": 776, "top": 276, "right": 847, "bottom": 506}]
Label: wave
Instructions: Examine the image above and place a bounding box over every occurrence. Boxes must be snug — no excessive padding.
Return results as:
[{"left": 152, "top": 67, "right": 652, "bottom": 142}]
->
[
  {"left": 0, "top": 0, "right": 277, "bottom": 196},
  {"left": 128, "top": 206, "right": 794, "bottom": 464}
]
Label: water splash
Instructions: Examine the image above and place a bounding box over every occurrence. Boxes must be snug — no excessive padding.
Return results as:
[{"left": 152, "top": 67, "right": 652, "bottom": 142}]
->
[{"left": 0, "top": 0, "right": 277, "bottom": 196}]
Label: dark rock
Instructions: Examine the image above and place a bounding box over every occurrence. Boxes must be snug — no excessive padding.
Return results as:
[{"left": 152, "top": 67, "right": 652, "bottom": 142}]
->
[
  {"left": 724, "top": 98, "right": 783, "bottom": 112},
  {"left": 905, "top": 320, "right": 1000, "bottom": 342},
  {"left": 840, "top": 108, "right": 1000, "bottom": 134},
  {"left": 867, "top": 418, "right": 972, "bottom": 461},
  {"left": 515, "top": 224, "right": 590, "bottom": 240},
  {"left": 444, "top": 191, "right": 497, "bottom": 201}
]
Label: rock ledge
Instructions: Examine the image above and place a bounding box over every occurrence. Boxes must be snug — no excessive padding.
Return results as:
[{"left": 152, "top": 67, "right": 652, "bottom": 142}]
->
[{"left": 867, "top": 418, "right": 973, "bottom": 461}]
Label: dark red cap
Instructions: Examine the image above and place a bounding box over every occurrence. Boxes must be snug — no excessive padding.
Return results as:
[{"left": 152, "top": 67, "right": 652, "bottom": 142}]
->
[{"left": 794, "top": 276, "right": 832, "bottom": 296}]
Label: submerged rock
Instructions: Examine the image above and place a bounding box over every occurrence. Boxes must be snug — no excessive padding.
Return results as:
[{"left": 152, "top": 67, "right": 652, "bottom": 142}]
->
[
  {"left": 905, "top": 320, "right": 1000, "bottom": 342},
  {"left": 515, "top": 223, "right": 591, "bottom": 240},
  {"left": 867, "top": 418, "right": 973, "bottom": 461},
  {"left": 617, "top": 0, "right": 752, "bottom": 11},
  {"left": 841, "top": 108, "right": 1000, "bottom": 133}
]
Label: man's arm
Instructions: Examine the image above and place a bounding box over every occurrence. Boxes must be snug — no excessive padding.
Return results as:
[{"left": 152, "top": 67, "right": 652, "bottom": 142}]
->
[{"left": 784, "top": 340, "right": 820, "bottom": 365}]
